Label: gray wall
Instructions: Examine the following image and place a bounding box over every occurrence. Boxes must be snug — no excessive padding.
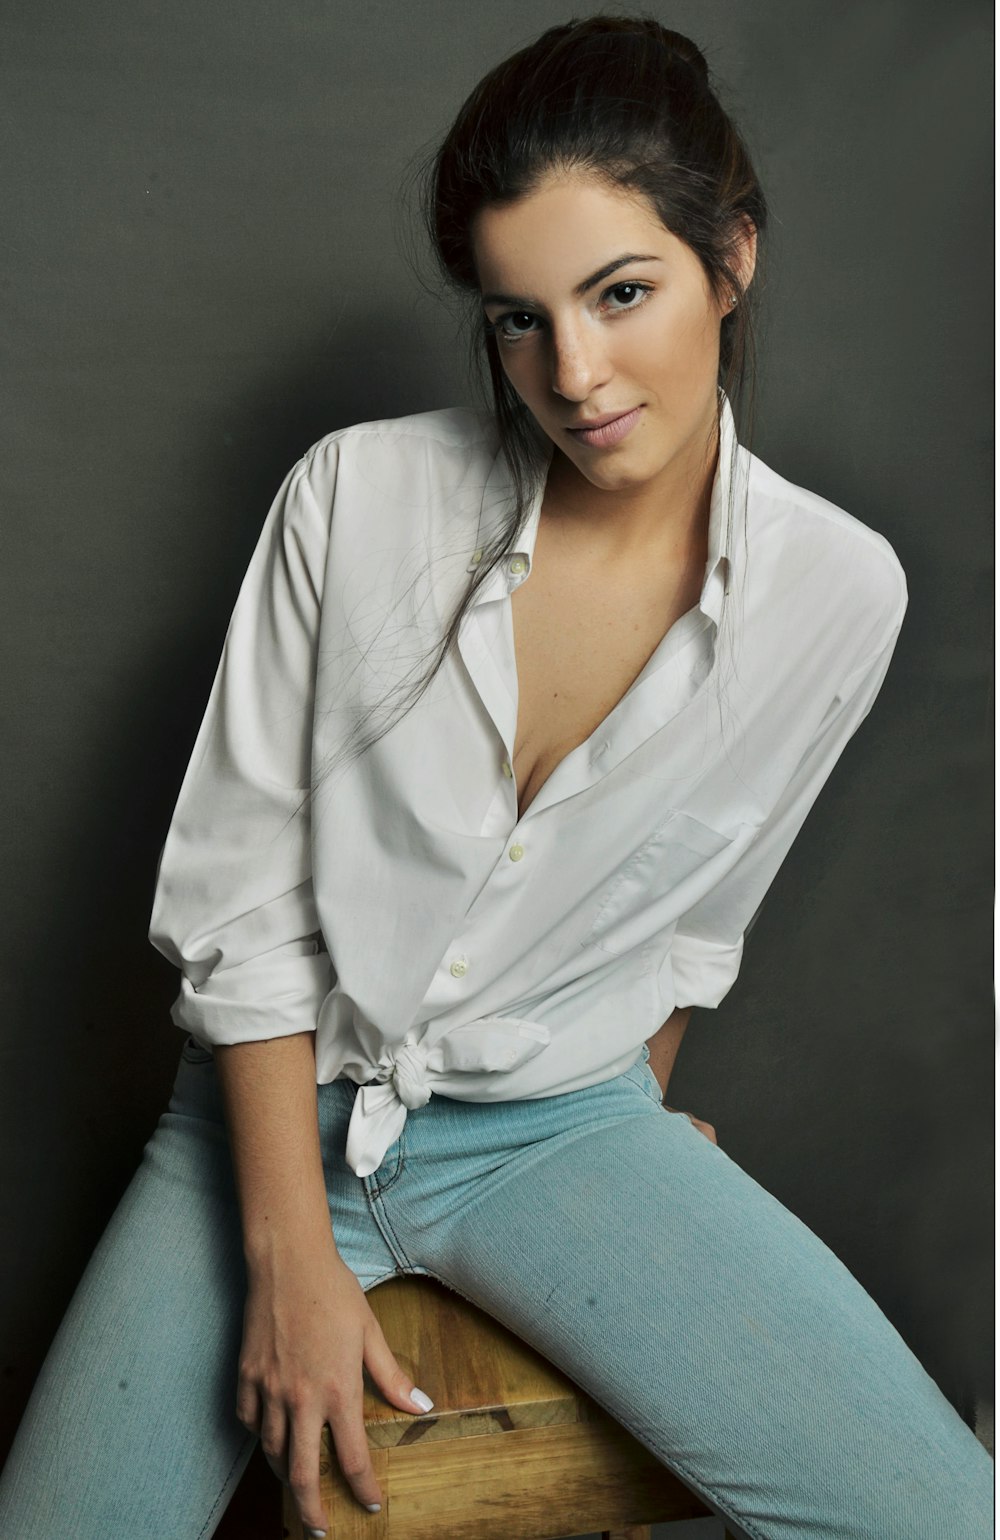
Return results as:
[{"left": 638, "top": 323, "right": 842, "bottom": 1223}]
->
[{"left": 1, "top": 0, "right": 992, "bottom": 1470}]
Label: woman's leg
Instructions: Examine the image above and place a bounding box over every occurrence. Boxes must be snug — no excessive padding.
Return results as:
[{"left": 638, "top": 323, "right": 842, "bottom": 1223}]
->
[
  {"left": 366, "top": 1052, "right": 993, "bottom": 1540},
  {"left": 0, "top": 1041, "right": 256, "bottom": 1538},
  {"left": 0, "top": 1044, "right": 401, "bottom": 1539}
]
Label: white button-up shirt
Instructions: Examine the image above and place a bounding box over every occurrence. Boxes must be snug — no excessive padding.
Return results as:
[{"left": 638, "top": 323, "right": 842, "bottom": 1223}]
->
[{"left": 149, "top": 393, "right": 907, "bottom": 1177}]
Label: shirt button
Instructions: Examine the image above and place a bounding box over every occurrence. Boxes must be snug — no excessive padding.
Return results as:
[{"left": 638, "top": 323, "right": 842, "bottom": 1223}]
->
[
  {"left": 501, "top": 758, "right": 513, "bottom": 778},
  {"left": 508, "top": 555, "right": 527, "bottom": 576},
  {"left": 450, "top": 957, "right": 469, "bottom": 978},
  {"left": 508, "top": 843, "right": 525, "bottom": 862}
]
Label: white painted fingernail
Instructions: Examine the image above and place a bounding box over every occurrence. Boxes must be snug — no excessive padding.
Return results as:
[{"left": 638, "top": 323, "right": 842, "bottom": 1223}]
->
[
  {"left": 365, "top": 1501, "right": 382, "bottom": 1512},
  {"left": 410, "top": 1387, "right": 434, "bottom": 1412},
  {"left": 306, "top": 1529, "right": 327, "bottom": 1538}
]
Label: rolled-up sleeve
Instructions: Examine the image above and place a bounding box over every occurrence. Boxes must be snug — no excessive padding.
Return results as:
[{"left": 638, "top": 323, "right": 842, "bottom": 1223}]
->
[
  {"left": 148, "top": 444, "right": 337, "bottom": 1046},
  {"left": 669, "top": 601, "right": 907, "bottom": 1011}
]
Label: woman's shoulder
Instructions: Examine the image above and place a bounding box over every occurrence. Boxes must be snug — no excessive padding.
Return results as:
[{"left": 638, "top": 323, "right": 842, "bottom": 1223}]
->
[
  {"left": 745, "top": 447, "right": 908, "bottom": 636},
  {"left": 298, "top": 404, "right": 499, "bottom": 481},
  {"left": 268, "top": 406, "right": 501, "bottom": 574}
]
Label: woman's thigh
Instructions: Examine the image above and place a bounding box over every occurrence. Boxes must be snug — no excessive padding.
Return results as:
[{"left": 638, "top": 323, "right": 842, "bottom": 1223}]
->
[
  {"left": 373, "top": 1053, "right": 993, "bottom": 1540},
  {"left": 0, "top": 1042, "right": 399, "bottom": 1540},
  {"left": 0, "top": 1041, "right": 256, "bottom": 1538}
]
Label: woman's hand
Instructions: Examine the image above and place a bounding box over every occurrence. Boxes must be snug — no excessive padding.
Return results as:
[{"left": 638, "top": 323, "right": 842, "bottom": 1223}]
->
[
  {"left": 236, "top": 1249, "right": 433, "bottom": 1535},
  {"left": 213, "top": 1035, "right": 432, "bottom": 1532},
  {"left": 663, "top": 1102, "right": 718, "bottom": 1144},
  {"left": 645, "top": 1009, "right": 717, "bottom": 1144},
  {"left": 647, "top": 1054, "right": 718, "bottom": 1142}
]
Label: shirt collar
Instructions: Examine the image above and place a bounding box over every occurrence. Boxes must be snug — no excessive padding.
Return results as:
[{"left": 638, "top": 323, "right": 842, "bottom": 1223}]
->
[{"left": 468, "top": 387, "right": 742, "bottom": 627}]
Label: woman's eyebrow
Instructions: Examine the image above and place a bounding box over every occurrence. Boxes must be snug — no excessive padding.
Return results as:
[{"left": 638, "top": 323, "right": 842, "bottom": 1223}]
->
[{"left": 480, "top": 252, "right": 662, "bottom": 309}]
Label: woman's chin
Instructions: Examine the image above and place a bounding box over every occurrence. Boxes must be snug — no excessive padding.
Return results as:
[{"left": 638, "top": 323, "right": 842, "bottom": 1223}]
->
[{"left": 572, "top": 454, "right": 656, "bottom": 494}]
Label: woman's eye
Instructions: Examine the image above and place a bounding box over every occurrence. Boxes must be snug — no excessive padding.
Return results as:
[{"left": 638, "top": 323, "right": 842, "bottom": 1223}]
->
[
  {"left": 496, "top": 312, "right": 538, "bottom": 339},
  {"left": 603, "top": 282, "right": 651, "bottom": 311},
  {"left": 486, "top": 283, "right": 651, "bottom": 345}
]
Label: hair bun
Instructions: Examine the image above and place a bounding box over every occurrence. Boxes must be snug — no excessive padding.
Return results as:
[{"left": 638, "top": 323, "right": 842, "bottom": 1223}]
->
[{"left": 661, "top": 28, "right": 710, "bottom": 86}]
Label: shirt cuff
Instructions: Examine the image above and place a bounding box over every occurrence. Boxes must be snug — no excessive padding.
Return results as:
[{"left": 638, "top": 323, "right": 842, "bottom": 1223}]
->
[
  {"left": 169, "top": 950, "right": 334, "bottom": 1045},
  {"left": 668, "top": 931, "right": 745, "bottom": 1010}
]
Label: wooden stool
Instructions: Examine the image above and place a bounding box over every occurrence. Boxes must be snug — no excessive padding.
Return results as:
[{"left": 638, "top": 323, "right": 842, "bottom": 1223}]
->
[{"left": 280, "top": 1273, "right": 739, "bottom": 1540}]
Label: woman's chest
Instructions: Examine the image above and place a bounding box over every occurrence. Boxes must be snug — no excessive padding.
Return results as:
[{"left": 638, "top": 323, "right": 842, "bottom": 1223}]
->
[{"left": 510, "top": 546, "right": 704, "bottom": 820}]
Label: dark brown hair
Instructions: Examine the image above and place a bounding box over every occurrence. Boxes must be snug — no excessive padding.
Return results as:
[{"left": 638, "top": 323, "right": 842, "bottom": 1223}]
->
[{"left": 322, "top": 13, "right": 768, "bottom": 784}]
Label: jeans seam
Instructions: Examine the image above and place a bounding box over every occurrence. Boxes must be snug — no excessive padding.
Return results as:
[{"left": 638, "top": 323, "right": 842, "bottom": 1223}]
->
[
  {"left": 364, "top": 1179, "right": 414, "bottom": 1272},
  {"left": 195, "top": 1431, "right": 256, "bottom": 1540},
  {"left": 626, "top": 1052, "right": 664, "bottom": 1107},
  {"left": 635, "top": 1072, "right": 664, "bottom": 1106},
  {"left": 370, "top": 1125, "right": 405, "bottom": 1194},
  {"left": 362, "top": 1269, "right": 401, "bottom": 1292}
]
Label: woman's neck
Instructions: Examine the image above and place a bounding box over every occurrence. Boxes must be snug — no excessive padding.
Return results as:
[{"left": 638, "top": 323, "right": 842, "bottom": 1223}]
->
[{"left": 539, "top": 414, "right": 718, "bottom": 576}]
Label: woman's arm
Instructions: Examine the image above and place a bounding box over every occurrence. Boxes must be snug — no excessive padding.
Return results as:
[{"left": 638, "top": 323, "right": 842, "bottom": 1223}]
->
[
  {"left": 147, "top": 445, "right": 438, "bottom": 1531},
  {"left": 646, "top": 1007, "right": 718, "bottom": 1144},
  {"left": 645, "top": 1005, "right": 691, "bottom": 1099},
  {"left": 214, "top": 1034, "right": 433, "bottom": 1534},
  {"left": 215, "top": 1033, "right": 339, "bottom": 1272}
]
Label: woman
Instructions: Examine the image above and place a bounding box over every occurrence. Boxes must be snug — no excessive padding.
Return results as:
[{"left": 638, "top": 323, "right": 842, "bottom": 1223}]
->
[{"left": 0, "top": 15, "right": 991, "bottom": 1540}]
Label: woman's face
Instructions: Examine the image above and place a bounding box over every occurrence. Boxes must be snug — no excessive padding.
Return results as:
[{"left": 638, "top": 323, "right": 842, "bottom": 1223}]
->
[{"left": 472, "top": 168, "right": 755, "bottom": 498}]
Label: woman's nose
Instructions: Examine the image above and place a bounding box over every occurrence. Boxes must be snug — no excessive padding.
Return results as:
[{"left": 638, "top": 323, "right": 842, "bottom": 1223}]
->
[{"left": 549, "top": 322, "right": 612, "bottom": 402}]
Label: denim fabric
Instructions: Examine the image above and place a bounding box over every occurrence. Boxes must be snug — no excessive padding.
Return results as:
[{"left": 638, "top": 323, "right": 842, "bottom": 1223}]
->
[{"left": 0, "top": 1036, "right": 991, "bottom": 1539}]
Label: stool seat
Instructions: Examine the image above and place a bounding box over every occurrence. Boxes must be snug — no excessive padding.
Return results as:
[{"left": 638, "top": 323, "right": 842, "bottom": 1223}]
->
[{"left": 281, "top": 1273, "right": 737, "bottom": 1540}]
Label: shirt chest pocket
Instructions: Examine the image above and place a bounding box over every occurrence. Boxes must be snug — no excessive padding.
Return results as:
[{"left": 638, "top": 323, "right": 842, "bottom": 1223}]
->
[{"left": 585, "top": 810, "right": 738, "bottom": 956}]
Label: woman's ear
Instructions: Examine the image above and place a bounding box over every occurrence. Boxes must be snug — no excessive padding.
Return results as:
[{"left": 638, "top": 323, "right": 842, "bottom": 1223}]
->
[{"left": 733, "top": 213, "right": 758, "bottom": 294}]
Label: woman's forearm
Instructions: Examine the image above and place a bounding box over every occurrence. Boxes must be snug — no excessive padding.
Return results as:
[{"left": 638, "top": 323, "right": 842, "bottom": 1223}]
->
[
  {"left": 214, "top": 1033, "right": 426, "bottom": 1526},
  {"left": 213, "top": 1031, "right": 338, "bottom": 1280},
  {"left": 646, "top": 1006, "right": 692, "bottom": 1098}
]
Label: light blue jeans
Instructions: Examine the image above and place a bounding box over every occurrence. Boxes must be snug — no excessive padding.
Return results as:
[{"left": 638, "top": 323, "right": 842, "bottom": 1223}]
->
[{"left": 0, "top": 1035, "right": 992, "bottom": 1539}]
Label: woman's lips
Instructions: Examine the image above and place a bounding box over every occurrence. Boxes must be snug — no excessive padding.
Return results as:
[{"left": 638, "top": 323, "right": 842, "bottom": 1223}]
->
[{"left": 566, "top": 406, "right": 642, "bottom": 449}]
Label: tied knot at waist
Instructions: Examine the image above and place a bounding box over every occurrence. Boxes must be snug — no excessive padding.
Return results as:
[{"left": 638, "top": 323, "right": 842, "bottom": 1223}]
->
[
  {"left": 389, "top": 1040, "right": 434, "bottom": 1111},
  {"left": 343, "top": 1015, "right": 551, "bottom": 1177}
]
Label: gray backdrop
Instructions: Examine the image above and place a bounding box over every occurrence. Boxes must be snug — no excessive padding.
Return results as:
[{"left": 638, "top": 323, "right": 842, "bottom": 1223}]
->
[{"left": 1, "top": 0, "right": 992, "bottom": 1488}]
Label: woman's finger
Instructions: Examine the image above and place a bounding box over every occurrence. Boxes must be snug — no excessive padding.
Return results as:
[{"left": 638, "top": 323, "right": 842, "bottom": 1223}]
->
[
  {"left": 363, "top": 1312, "right": 436, "bottom": 1419},
  {"left": 286, "top": 1408, "right": 332, "bottom": 1537},
  {"left": 664, "top": 1106, "right": 718, "bottom": 1144},
  {"left": 258, "top": 1400, "right": 290, "bottom": 1487},
  {"left": 326, "top": 1380, "right": 384, "bottom": 1514},
  {"left": 234, "top": 1377, "right": 261, "bottom": 1436}
]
